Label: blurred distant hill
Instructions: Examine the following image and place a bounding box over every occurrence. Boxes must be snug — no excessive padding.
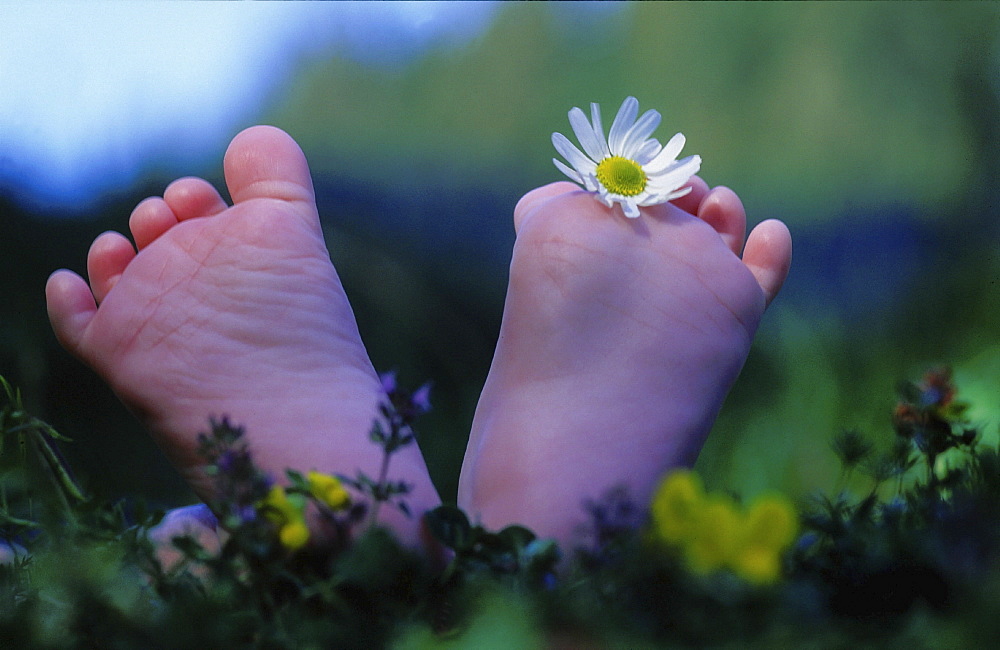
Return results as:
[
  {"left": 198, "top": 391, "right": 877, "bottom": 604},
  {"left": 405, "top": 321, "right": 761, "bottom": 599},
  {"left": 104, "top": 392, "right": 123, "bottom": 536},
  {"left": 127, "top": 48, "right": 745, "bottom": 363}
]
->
[{"left": 271, "top": 2, "right": 998, "bottom": 226}]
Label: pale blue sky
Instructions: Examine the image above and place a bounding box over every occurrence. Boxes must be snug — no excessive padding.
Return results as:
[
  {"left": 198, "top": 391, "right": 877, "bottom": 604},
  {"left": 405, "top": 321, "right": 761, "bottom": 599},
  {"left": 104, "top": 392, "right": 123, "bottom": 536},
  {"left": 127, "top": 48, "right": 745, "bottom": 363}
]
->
[{"left": 0, "top": 2, "right": 500, "bottom": 212}]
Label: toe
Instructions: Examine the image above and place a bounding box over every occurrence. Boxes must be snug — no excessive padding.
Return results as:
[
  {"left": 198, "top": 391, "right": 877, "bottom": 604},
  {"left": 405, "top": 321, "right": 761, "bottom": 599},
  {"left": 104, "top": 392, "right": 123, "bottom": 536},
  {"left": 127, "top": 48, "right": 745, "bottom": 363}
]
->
[
  {"left": 742, "top": 219, "right": 792, "bottom": 307},
  {"left": 223, "top": 125, "right": 317, "bottom": 216},
  {"left": 87, "top": 231, "right": 136, "bottom": 303},
  {"left": 670, "top": 175, "right": 710, "bottom": 216},
  {"left": 513, "top": 181, "right": 580, "bottom": 233},
  {"left": 697, "top": 186, "right": 747, "bottom": 256},
  {"left": 129, "top": 197, "right": 178, "bottom": 250},
  {"left": 46, "top": 269, "right": 97, "bottom": 355},
  {"left": 163, "top": 177, "right": 228, "bottom": 222}
]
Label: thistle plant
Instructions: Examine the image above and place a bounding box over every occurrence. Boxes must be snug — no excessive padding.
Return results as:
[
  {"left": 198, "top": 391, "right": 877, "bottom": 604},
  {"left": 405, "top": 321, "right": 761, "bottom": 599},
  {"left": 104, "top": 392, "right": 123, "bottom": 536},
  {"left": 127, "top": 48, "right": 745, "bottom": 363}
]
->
[
  {"left": 791, "top": 366, "right": 998, "bottom": 626},
  {"left": 338, "top": 371, "right": 430, "bottom": 526},
  {"left": 191, "top": 371, "right": 429, "bottom": 557}
]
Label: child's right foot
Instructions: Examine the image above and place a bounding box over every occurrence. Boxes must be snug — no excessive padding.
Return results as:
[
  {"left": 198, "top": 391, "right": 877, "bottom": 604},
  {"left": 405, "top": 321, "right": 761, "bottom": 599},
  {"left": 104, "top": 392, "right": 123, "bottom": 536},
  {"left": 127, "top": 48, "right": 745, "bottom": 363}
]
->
[
  {"left": 458, "top": 180, "right": 791, "bottom": 547},
  {"left": 45, "top": 126, "right": 441, "bottom": 547}
]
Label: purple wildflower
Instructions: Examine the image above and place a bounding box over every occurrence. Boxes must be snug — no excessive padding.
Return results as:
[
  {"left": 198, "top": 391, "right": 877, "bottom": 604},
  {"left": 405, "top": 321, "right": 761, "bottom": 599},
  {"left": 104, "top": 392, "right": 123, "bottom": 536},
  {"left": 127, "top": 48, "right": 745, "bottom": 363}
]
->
[
  {"left": 379, "top": 370, "right": 397, "bottom": 395},
  {"left": 411, "top": 383, "right": 432, "bottom": 414}
]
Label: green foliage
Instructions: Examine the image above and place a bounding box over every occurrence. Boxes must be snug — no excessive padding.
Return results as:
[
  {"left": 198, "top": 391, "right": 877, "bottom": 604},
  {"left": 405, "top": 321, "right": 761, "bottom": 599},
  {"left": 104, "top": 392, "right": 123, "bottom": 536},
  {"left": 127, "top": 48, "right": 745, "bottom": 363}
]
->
[
  {"left": 426, "top": 505, "right": 560, "bottom": 590},
  {"left": 0, "top": 375, "right": 84, "bottom": 506},
  {"left": 8, "top": 369, "right": 1000, "bottom": 647}
]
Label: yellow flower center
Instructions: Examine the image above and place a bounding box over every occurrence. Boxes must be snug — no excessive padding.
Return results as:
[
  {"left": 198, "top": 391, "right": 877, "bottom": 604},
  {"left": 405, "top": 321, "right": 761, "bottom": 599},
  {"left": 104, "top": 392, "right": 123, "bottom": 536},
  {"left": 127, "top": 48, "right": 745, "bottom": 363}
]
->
[{"left": 595, "top": 156, "right": 647, "bottom": 196}]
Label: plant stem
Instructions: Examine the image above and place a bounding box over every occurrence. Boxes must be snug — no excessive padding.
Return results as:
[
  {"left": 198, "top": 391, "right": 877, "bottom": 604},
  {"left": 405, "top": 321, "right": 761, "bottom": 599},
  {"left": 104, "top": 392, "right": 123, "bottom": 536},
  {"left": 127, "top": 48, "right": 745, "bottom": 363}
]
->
[{"left": 367, "top": 447, "right": 393, "bottom": 528}]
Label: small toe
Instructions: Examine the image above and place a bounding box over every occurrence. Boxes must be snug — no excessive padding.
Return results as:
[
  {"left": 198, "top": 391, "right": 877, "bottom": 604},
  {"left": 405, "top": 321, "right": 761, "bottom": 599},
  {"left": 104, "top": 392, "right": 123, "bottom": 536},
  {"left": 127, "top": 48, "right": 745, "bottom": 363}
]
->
[
  {"left": 163, "top": 177, "right": 228, "bottom": 222},
  {"left": 670, "top": 175, "right": 710, "bottom": 216},
  {"left": 742, "top": 219, "right": 792, "bottom": 307},
  {"left": 87, "top": 231, "right": 136, "bottom": 303},
  {"left": 697, "top": 186, "right": 747, "bottom": 256},
  {"left": 45, "top": 269, "right": 97, "bottom": 355},
  {"left": 130, "top": 197, "right": 178, "bottom": 250}
]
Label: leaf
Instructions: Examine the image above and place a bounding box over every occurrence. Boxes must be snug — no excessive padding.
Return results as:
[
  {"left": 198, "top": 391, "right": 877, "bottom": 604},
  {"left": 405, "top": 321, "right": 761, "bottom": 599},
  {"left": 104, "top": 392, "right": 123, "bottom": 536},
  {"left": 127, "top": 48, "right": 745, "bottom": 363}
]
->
[
  {"left": 832, "top": 429, "right": 874, "bottom": 469},
  {"left": 424, "top": 505, "right": 472, "bottom": 550},
  {"left": 0, "top": 510, "right": 41, "bottom": 529},
  {"left": 387, "top": 480, "right": 412, "bottom": 496},
  {"left": 497, "top": 525, "right": 536, "bottom": 551},
  {"left": 896, "top": 380, "right": 922, "bottom": 404},
  {"left": 285, "top": 469, "right": 308, "bottom": 492},
  {"left": 33, "top": 432, "right": 86, "bottom": 503},
  {"left": 523, "top": 538, "right": 561, "bottom": 571},
  {"left": 34, "top": 418, "right": 71, "bottom": 442},
  {"left": 851, "top": 493, "right": 879, "bottom": 525}
]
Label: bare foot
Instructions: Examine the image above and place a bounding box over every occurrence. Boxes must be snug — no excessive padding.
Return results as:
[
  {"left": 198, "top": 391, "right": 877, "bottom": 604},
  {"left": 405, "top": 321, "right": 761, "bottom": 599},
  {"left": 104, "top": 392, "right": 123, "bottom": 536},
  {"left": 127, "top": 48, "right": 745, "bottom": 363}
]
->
[
  {"left": 457, "top": 179, "right": 791, "bottom": 546},
  {"left": 45, "top": 126, "right": 440, "bottom": 547}
]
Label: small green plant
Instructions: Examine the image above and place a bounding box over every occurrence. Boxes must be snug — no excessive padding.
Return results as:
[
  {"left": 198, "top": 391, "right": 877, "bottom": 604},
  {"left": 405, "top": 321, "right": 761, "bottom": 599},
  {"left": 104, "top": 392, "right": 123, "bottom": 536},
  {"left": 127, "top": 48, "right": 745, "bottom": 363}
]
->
[
  {"left": 337, "top": 371, "right": 430, "bottom": 525},
  {"left": 0, "top": 375, "right": 85, "bottom": 508},
  {"left": 793, "top": 367, "right": 988, "bottom": 623},
  {"left": 5, "top": 367, "right": 1000, "bottom": 647}
]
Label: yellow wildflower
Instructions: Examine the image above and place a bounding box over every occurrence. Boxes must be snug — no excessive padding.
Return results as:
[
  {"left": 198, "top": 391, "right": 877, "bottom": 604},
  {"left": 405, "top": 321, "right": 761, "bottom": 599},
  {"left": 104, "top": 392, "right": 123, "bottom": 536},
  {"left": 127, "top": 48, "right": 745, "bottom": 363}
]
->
[
  {"left": 278, "top": 520, "right": 310, "bottom": 550},
  {"left": 741, "top": 494, "right": 799, "bottom": 550},
  {"left": 730, "top": 494, "right": 799, "bottom": 585},
  {"left": 683, "top": 494, "right": 742, "bottom": 574},
  {"left": 307, "top": 471, "right": 351, "bottom": 510},
  {"left": 650, "top": 469, "right": 704, "bottom": 544},
  {"left": 259, "top": 485, "right": 310, "bottom": 551},
  {"left": 649, "top": 470, "right": 800, "bottom": 585}
]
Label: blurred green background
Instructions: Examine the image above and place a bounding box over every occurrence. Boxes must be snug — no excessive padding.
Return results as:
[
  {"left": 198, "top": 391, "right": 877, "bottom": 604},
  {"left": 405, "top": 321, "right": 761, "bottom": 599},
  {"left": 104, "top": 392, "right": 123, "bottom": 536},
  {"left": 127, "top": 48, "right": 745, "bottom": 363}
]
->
[{"left": 2, "top": 2, "right": 999, "bottom": 510}]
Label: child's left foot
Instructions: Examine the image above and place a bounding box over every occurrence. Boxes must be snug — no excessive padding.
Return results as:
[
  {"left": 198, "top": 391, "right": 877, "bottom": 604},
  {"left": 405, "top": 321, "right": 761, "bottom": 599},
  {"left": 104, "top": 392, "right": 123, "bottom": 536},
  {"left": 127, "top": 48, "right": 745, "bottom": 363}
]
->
[
  {"left": 458, "top": 180, "right": 791, "bottom": 546},
  {"left": 45, "top": 127, "right": 441, "bottom": 548}
]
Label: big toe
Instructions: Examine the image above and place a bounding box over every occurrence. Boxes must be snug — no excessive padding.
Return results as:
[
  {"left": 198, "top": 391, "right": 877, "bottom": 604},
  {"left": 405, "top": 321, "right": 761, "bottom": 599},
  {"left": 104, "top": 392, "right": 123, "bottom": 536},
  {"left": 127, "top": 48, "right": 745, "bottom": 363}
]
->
[
  {"left": 743, "top": 219, "right": 792, "bottom": 306},
  {"left": 223, "top": 126, "right": 317, "bottom": 217}
]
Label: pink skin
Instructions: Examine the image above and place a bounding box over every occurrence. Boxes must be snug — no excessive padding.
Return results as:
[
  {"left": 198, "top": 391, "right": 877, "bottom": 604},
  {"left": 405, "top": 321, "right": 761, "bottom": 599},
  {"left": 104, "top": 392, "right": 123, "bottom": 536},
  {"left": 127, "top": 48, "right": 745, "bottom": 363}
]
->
[
  {"left": 457, "top": 179, "right": 792, "bottom": 546},
  {"left": 45, "top": 126, "right": 442, "bottom": 549},
  {"left": 45, "top": 124, "right": 791, "bottom": 557}
]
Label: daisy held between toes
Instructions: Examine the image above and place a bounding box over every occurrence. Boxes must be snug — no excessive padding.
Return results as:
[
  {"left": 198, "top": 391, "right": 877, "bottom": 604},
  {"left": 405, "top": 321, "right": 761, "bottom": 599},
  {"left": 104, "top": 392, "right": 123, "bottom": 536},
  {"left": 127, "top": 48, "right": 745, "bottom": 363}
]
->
[{"left": 552, "top": 96, "right": 701, "bottom": 219}]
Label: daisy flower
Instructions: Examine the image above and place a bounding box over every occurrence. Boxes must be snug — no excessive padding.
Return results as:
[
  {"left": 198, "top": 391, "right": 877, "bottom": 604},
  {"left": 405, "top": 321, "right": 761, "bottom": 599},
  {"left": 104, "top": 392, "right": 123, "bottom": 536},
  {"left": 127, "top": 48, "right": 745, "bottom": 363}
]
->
[{"left": 552, "top": 96, "right": 701, "bottom": 219}]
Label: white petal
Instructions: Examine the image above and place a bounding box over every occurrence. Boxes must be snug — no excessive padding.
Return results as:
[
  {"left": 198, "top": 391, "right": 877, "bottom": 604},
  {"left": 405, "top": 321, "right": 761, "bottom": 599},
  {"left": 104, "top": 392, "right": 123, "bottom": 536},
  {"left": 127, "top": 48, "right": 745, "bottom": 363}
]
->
[
  {"left": 568, "top": 107, "right": 606, "bottom": 162},
  {"left": 646, "top": 155, "right": 702, "bottom": 194},
  {"left": 666, "top": 185, "right": 694, "bottom": 200},
  {"left": 590, "top": 103, "right": 610, "bottom": 159},
  {"left": 608, "top": 96, "right": 639, "bottom": 155},
  {"left": 553, "top": 158, "right": 584, "bottom": 185},
  {"left": 634, "top": 138, "right": 661, "bottom": 165},
  {"left": 622, "top": 198, "right": 640, "bottom": 218},
  {"left": 619, "top": 109, "right": 661, "bottom": 158},
  {"left": 639, "top": 184, "right": 692, "bottom": 206},
  {"left": 552, "top": 132, "right": 596, "bottom": 174},
  {"left": 644, "top": 132, "right": 686, "bottom": 174}
]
